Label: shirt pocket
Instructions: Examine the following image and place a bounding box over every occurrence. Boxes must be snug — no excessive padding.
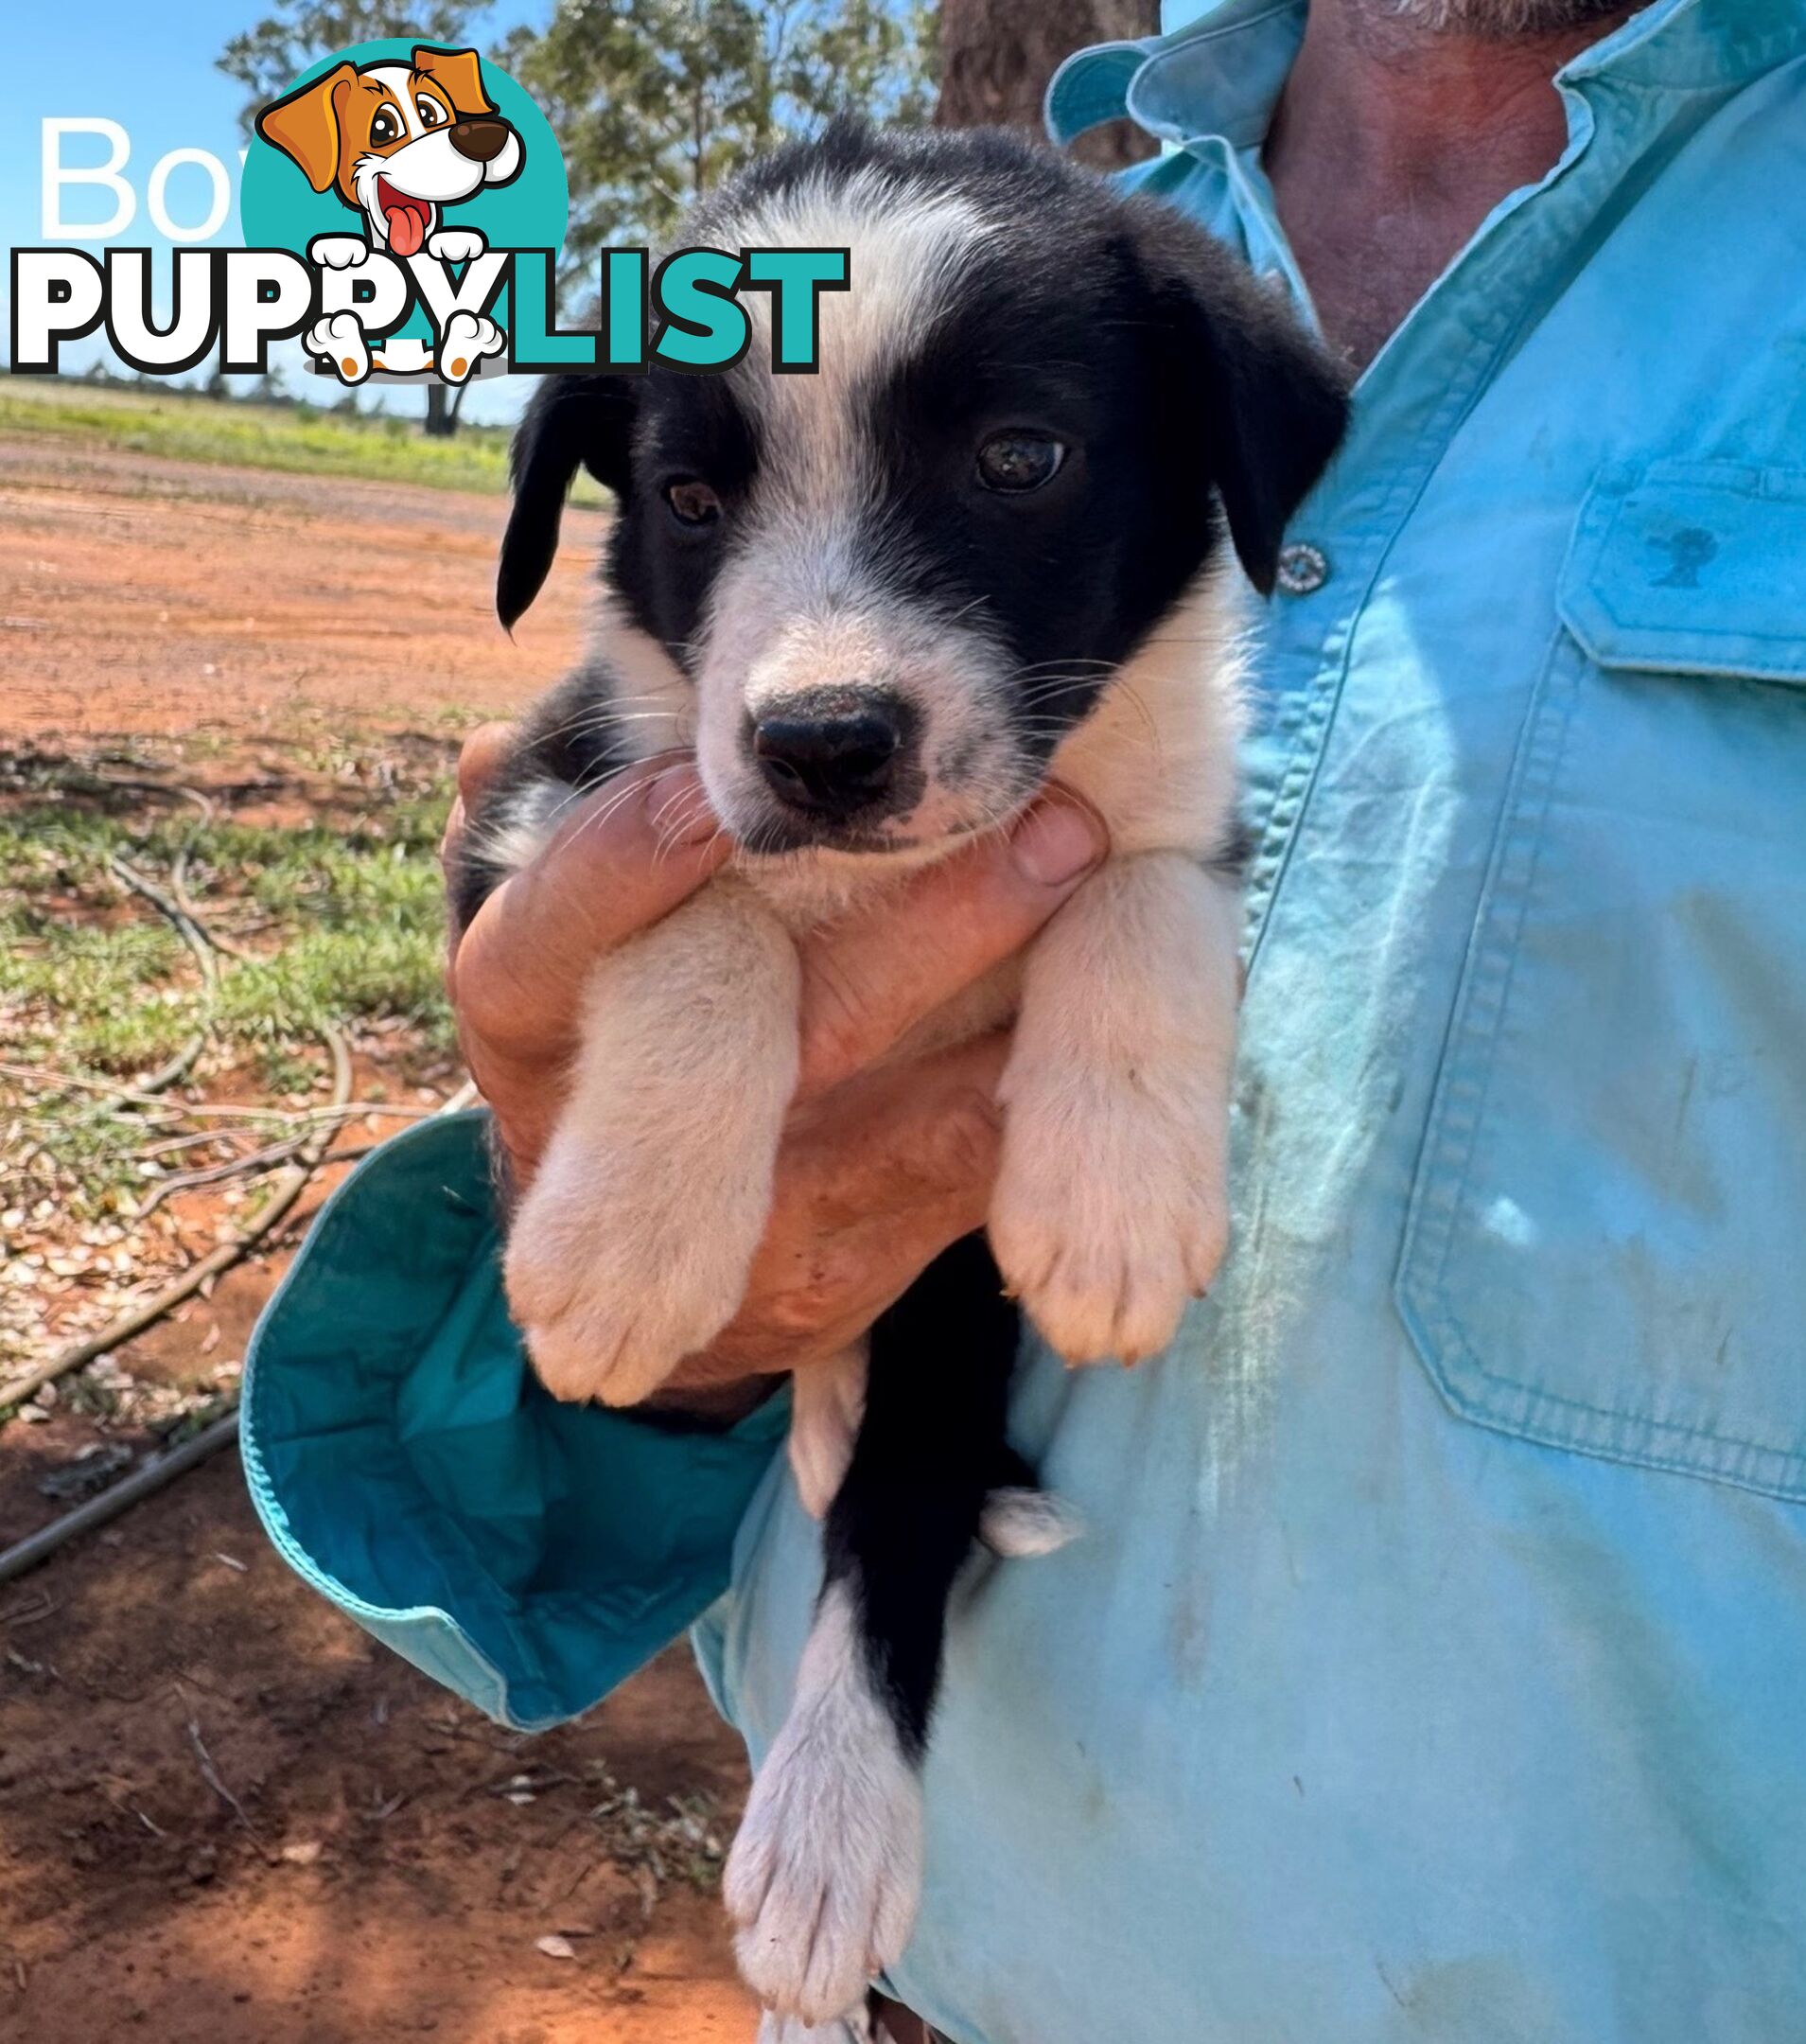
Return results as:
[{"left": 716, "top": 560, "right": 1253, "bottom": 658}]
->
[{"left": 1396, "top": 462, "right": 1806, "bottom": 1502}]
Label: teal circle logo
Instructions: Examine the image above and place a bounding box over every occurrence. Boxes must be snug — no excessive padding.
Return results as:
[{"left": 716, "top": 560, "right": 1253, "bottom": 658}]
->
[{"left": 239, "top": 40, "right": 568, "bottom": 379}]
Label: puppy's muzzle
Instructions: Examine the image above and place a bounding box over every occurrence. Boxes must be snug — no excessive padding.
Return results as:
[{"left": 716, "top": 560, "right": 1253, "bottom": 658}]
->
[
  {"left": 750, "top": 688, "right": 914, "bottom": 822},
  {"left": 449, "top": 117, "right": 512, "bottom": 163}
]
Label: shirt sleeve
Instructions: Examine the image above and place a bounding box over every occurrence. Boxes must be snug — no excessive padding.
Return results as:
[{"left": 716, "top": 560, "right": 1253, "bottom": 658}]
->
[{"left": 240, "top": 1107, "right": 788, "bottom": 1732}]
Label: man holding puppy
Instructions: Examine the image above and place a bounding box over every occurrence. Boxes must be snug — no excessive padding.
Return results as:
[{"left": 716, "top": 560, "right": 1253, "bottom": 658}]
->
[{"left": 261, "top": 0, "right": 1806, "bottom": 2035}]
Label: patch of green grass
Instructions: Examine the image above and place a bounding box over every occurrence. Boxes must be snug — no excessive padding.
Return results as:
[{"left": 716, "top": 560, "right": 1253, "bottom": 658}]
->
[
  {"left": 0, "top": 382, "right": 511, "bottom": 493},
  {"left": 2, "top": 915, "right": 192, "bottom": 1070},
  {"left": 0, "top": 379, "right": 603, "bottom": 502},
  {"left": 1, "top": 796, "right": 454, "bottom": 1073}
]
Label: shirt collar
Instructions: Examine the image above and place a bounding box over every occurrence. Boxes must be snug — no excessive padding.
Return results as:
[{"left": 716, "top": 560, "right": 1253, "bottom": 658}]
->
[{"left": 1046, "top": 0, "right": 1806, "bottom": 156}]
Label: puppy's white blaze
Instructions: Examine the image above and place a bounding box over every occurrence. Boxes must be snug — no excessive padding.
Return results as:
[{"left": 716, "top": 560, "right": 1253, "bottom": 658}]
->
[
  {"left": 978, "top": 1486, "right": 1084, "bottom": 1559},
  {"left": 726, "top": 1580, "right": 923, "bottom": 2024},
  {"left": 359, "top": 65, "right": 429, "bottom": 138},
  {"left": 692, "top": 184, "right": 1005, "bottom": 833},
  {"left": 728, "top": 173, "right": 994, "bottom": 485}
]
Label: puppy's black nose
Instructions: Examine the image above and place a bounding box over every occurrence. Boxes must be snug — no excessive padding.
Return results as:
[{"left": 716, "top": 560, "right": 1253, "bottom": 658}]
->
[
  {"left": 448, "top": 117, "right": 511, "bottom": 163},
  {"left": 753, "top": 697, "right": 904, "bottom": 819}
]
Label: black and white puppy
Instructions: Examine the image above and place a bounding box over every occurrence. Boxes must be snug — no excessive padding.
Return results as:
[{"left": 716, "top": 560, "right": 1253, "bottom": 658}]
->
[{"left": 454, "top": 121, "right": 1345, "bottom": 2035}]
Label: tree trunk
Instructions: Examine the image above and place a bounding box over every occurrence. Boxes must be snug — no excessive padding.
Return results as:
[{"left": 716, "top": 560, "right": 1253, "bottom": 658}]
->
[
  {"left": 934, "top": 0, "right": 1161, "bottom": 170},
  {"left": 424, "top": 382, "right": 456, "bottom": 438}
]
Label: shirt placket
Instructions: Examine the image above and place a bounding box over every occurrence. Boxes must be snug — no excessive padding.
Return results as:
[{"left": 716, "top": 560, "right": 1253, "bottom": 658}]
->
[{"left": 1231, "top": 79, "right": 1675, "bottom": 967}]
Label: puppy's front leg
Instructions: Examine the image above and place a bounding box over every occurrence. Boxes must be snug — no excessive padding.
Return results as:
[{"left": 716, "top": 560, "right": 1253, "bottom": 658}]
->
[
  {"left": 990, "top": 853, "right": 1238, "bottom": 1365},
  {"left": 506, "top": 887, "right": 800, "bottom": 1407}
]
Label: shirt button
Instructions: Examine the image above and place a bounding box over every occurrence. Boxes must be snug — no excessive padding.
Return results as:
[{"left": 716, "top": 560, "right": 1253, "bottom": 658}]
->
[{"left": 1275, "top": 541, "right": 1329, "bottom": 595}]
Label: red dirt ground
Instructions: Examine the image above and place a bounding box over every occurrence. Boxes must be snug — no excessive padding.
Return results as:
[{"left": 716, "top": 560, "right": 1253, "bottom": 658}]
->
[
  {"left": 0, "top": 433, "right": 602, "bottom": 739},
  {"left": 0, "top": 438, "right": 761, "bottom": 2041},
  {"left": 0, "top": 1458, "right": 754, "bottom": 2044}
]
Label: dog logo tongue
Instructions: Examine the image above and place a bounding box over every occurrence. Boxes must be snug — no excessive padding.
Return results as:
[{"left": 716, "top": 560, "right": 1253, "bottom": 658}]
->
[{"left": 379, "top": 181, "right": 430, "bottom": 256}]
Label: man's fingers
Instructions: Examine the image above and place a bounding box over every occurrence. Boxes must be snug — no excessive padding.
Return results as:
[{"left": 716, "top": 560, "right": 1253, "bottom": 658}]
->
[
  {"left": 441, "top": 723, "right": 518, "bottom": 891},
  {"left": 786, "top": 1030, "right": 1009, "bottom": 1228},
  {"left": 450, "top": 757, "right": 730, "bottom": 1056},
  {"left": 795, "top": 789, "right": 1107, "bottom": 1096},
  {"left": 688, "top": 1033, "right": 1011, "bottom": 1383},
  {"left": 457, "top": 721, "right": 520, "bottom": 807}
]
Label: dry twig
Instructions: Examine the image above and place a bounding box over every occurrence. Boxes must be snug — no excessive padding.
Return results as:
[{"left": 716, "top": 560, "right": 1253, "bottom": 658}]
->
[
  {"left": 133, "top": 1135, "right": 307, "bottom": 1218},
  {"left": 0, "top": 1031, "right": 353, "bottom": 1414},
  {"left": 187, "top": 1715, "right": 263, "bottom": 1843}
]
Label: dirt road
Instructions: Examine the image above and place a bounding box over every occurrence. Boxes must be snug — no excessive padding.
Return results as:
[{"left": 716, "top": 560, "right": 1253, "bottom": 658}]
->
[{"left": 0, "top": 434, "right": 602, "bottom": 739}]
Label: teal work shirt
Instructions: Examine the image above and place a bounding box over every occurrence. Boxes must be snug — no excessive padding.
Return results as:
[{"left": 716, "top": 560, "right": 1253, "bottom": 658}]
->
[{"left": 242, "top": 1, "right": 1806, "bottom": 2035}]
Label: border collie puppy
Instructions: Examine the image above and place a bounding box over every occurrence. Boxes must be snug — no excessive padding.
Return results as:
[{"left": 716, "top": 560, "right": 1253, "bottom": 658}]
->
[{"left": 453, "top": 121, "right": 1346, "bottom": 2035}]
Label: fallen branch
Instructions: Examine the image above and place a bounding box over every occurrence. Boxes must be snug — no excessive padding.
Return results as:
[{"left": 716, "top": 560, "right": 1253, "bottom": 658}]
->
[
  {"left": 109, "top": 852, "right": 219, "bottom": 994},
  {"left": 0, "top": 1073, "right": 479, "bottom": 1573},
  {"left": 0, "top": 1405, "right": 241, "bottom": 1586},
  {"left": 135, "top": 1128, "right": 266, "bottom": 1161},
  {"left": 170, "top": 843, "right": 261, "bottom": 964},
  {"left": 3, "top": 1064, "right": 447, "bottom": 1124},
  {"left": 83, "top": 775, "right": 217, "bottom": 812},
  {"left": 0, "top": 1031, "right": 352, "bottom": 1416},
  {"left": 107, "top": 852, "right": 219, "bottom": 1096},
  {"left": 0, "top": 1068, "right": 476, "bottom": 1418},
  {"left": 133, "top": 1135, "right": 307, "bottom": 1218}
]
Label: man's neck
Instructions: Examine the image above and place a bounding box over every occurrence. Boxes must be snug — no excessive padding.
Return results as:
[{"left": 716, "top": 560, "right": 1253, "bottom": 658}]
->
[{"left": 1264, "top": 1, "right": 1634, "bottom": 370}]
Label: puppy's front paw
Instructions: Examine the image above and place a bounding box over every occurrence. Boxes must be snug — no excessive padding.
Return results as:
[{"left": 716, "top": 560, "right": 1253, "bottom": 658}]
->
[
  {"left": 426, "top": 226, "right": 485, "bottom": 263},
  {"left": 991, "top": 1076, "right": 1228, "bottom": 1366},
  {"left": 505, "top": 1149, "right": 758, "bottom": 1408}
]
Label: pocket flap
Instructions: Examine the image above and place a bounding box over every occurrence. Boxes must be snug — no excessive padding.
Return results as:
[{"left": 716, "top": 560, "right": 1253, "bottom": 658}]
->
[{"left": 1558, "top": 461, "right": 1806, "bottom": 685}]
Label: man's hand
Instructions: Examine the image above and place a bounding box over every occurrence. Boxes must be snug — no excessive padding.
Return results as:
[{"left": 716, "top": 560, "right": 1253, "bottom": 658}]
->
[{"left": 443, "top": 724, "right": 1107, "bottom": 1401}]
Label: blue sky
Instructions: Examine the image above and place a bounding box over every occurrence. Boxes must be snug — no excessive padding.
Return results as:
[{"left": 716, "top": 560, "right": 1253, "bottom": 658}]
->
[{"left": 0, "top": 0, "right": 542, "bottom": 424}]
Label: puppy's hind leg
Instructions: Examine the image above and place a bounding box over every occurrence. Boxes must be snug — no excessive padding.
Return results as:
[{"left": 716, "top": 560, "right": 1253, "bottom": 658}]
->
[
  {"left": 788, "top": 1343, "right": 868, "bottom": 1521},
  {"left": 758, "top": 2008, "right": 874, "bottom": 2044},
  {"left": 727, "top": 1234, "right": 1019, "bottom": 2025},
  {"left": 506, "top": 887, "right": 799, "bottom": 1408}
]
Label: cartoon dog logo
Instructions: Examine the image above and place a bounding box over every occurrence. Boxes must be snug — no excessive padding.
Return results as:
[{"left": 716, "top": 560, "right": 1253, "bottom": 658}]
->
[{"left": 254, "top": 45, "right": 520, "bottom": 382}]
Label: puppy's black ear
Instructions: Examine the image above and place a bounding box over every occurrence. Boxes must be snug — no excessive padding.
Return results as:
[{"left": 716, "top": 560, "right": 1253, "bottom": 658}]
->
[
  {"left": 498, "top": 375, "right": 639, "bottom": 629},
  {"left": 1131, "top": 209, "right": 1350, "bottom": 595}
]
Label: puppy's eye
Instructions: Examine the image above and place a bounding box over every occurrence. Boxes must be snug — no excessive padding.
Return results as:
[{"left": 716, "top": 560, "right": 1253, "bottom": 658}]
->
[
  {"left": 370, "top": 107, "right": 401, "bottom": 147},
  {"left": 976, "top": 432, "right": 1066, "bottom": 494},
  {"left": 416, "top": 96, "right": 446, "bottom": 129},
  {"left": 664, "top": 478, "right": 723, "bottom": 529}
]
